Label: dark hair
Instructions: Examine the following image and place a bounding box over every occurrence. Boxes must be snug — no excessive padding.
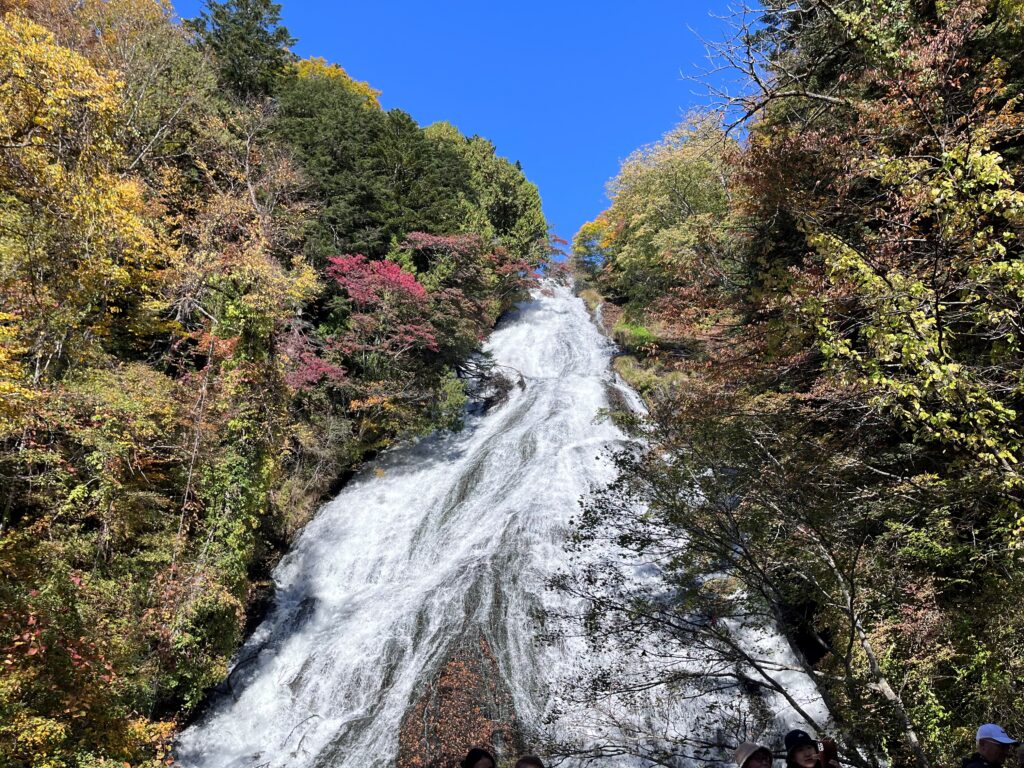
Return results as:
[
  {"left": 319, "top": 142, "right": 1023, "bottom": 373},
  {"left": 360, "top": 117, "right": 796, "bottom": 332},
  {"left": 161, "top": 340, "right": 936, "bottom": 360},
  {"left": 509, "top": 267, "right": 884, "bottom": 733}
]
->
[
  {"left": 516, "top": 757, "right": 546, "bottom": 768},
  {"left": 461, "top": 747, "right": 497, "bottom": 768}
]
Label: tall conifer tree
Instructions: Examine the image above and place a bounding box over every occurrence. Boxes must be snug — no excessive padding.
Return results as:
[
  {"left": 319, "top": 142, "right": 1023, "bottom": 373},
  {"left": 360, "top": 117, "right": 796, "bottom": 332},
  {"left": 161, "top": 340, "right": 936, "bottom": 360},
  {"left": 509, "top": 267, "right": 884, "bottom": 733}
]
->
[{"left": 194, "top": 0, "right": 295, "bottom": 99}]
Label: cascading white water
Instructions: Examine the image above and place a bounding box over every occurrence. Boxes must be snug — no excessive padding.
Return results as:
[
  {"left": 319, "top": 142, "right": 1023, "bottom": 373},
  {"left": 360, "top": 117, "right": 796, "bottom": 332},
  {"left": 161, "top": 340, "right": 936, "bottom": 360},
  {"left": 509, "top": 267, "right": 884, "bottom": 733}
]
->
[
  {"left": 174, "top": 284, "right": 827, "bottom": 768},
  {"left": 175, "top": 284, "right": 633, "bottom": 768}
]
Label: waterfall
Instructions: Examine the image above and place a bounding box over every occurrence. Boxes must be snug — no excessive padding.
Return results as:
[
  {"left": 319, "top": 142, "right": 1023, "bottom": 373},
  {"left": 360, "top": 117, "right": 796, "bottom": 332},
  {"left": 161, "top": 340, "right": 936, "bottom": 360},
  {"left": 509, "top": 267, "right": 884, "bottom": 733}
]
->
[{"left": 174, "top": 284, "right": 826, "bottom": 767}]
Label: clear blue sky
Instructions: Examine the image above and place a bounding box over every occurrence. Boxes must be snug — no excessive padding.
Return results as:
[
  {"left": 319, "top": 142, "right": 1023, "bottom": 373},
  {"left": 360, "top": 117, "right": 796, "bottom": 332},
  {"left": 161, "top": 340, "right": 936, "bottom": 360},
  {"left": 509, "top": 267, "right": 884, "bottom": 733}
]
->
[{"left": 171, "top": 0, "right": 730, "bottom": 243}]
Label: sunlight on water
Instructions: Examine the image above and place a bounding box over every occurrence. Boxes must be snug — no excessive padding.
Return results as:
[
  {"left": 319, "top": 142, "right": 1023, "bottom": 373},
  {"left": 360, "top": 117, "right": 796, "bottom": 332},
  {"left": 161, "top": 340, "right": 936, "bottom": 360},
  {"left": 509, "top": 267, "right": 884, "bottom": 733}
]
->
[{"left": 174, "top": 284, "right": 825, "bottom": 768}]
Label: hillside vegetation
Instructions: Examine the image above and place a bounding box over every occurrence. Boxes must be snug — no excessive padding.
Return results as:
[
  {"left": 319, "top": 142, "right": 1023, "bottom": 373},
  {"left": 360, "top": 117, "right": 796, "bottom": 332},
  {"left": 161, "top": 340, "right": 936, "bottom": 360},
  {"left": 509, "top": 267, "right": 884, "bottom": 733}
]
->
[
  {"left": 0, "top": 1, "right": 547, "bottom": 764},
  {"left": 569, "top": 2, "right": 1024, "bottom": 766}
]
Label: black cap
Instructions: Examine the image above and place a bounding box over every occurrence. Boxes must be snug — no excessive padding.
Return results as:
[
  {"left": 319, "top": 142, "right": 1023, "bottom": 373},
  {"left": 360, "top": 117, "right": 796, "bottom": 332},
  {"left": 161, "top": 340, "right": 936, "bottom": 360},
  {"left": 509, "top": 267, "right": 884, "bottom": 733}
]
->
[{"left": 784, "top": 730, "right": 817, "bottom": 754}]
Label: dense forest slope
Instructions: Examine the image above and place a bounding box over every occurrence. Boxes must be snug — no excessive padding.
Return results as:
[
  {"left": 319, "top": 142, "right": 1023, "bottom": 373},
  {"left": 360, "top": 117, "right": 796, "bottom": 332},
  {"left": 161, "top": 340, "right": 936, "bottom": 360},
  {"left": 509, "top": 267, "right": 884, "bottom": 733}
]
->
[
  {"left": 0, "top": 1, "right": 548, "bottom": 765},
  {"left": 568, "top": 2, "right": 1024, "bottom": 767}
]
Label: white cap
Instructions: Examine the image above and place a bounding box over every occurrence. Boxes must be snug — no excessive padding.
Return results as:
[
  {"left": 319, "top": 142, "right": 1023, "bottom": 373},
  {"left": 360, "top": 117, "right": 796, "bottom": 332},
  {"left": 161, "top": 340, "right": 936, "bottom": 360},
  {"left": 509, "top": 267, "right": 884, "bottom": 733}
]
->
[{"left": 977, "top": 724, "right": 1018, "bottom": 744}]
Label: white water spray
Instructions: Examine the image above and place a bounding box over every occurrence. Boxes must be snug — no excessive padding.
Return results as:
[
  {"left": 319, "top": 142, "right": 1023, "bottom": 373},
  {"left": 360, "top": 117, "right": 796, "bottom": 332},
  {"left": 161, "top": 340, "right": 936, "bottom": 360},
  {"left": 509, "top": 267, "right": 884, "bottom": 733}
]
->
[{"left": 174, "top": 285, "right": 825, "bottom": 768}]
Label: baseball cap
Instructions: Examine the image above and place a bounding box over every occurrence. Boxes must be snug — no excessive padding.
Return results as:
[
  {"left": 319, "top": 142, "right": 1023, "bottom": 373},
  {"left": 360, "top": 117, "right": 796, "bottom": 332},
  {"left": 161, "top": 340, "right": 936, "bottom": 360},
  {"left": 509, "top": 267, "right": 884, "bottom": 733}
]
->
[
  {"left": 785, "top": 729, "right": 817, "bottom": 754},
  {"left": 977, "top": 724, "right": 1018, "bottom": 744},
  {"left": 734, "top": 742, "right": 772, "bottom": 768}
]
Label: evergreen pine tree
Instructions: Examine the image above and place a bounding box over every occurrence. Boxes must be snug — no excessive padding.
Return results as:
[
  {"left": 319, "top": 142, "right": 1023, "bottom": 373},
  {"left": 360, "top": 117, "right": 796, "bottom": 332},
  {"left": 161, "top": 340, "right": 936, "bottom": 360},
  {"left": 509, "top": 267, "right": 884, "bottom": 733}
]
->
[{"left": 194, "top": 0, "right": 296, "bottom": 99}]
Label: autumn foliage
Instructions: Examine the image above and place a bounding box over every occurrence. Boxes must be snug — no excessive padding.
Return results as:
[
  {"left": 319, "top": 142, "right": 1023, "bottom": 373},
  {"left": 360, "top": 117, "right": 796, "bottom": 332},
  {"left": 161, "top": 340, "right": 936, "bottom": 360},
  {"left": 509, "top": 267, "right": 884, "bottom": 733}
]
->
[
  {"left": 0, "top": 1, "right": 547, "bottom": 765},
  {"left": 569, "top": 2, "right": 1024, "bottom": 767}
]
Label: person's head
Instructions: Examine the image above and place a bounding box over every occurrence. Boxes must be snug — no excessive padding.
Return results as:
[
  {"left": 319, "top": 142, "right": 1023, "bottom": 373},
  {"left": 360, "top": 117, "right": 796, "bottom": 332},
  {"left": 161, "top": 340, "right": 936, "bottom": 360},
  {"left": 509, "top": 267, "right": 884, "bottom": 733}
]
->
[
  {"left": 784, "top": 730, "right": 817, "bottom": 768},
  {"left": 460, "top": 747, "right": 496, "bottom": 768},
  {"left": 516, "top": 756, "right": 546, "bottom": 768},
  {"left": 976, "top": 724, "right": 1018, "bottom": 766},
  {"left": 734, "top": 741, "right": 773, "bottom": 768}
]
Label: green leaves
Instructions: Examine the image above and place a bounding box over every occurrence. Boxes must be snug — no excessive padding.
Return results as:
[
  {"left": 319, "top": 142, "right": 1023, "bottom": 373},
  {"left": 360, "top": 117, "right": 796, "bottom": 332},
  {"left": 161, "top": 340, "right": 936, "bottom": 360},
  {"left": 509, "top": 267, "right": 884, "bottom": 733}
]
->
[
  {"left": 565, "top": 2, "right": 1024, "bottom": 766},
  {"left": 0, "top": 3, "right": 548, "bottom": 766},
  {"left": 193, "top": 0, "right": 296, "bottom": 99},
  {"left": 274, "top": 76, "right": 476, "bottom": 262},
  {"left": 581, "top": 114, "right": 735, "bottom": 306},
  {"left": 810, "top": 117, "right": 1024, "bottom": 489}
]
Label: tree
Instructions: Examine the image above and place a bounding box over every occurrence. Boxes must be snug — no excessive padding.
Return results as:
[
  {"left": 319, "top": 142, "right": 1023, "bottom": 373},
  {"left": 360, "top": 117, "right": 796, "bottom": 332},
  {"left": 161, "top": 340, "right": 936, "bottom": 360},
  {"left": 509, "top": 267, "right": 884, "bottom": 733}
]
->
[
  {"left": 425, "top": 121, "right": 549, "bottom": 266},
  {"left": 0, "top": 11, "right": 167, "bottom": 386},
  {"left": 0, "top": 7, "right": 318, "bottom": 763},
  {"left": 570, "top": 217, "right": 609, "bottom": 284},
  {"left": 574, "top": 115, "right": 737, "bottom": 309},
  {"left": 0, "top": 3, "right": 547, "bottom": 764},
  {"left": 564, "top": 3, "right": 1024, "bottom": 767},
  {"left": 275, "top": 75, "right": 475, "bottom": 263},
  {"left": 192, "top": 0, "right": 295, "bottom": 99},
  {"left": 294, "top": 55, "right": 381, "bottom": 108},
  {"left": 0, "top": 314, "right": 30, "bottom": 442},
  {"left": 553, "top": 386, "right": 946, "bottom": 768}
]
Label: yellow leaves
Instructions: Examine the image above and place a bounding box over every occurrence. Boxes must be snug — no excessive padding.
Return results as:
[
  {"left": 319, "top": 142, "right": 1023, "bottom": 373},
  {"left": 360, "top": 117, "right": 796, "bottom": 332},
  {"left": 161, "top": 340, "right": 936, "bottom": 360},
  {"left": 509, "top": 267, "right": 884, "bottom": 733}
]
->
[
  {"left": 574, "top": 216, "right": 615, "bottom": 250},
  {"left": 808, "top": 194, "right": 1024, "bottom": 486},
  {"left": 282, "top": 254, "right": 321, "bottom": 308},
  {"left": 1, "top": 10, "right": 172, "bottom": 371},
  {"left": 1, "top": 8, "right": 326, "bottom": 768},
  {"left": 166, "top": 106, "right": 322, "bottom": 342},
  {"left": 594, "top": 113, "right": 733, "bottom": 286},
  {"left": 0, "top": 711, "right": 70, "bottom": 758},
  {"left": 294, "top": 56, "right": 381, "bottom": 108},
  {"left": 80, "top": 0, "right": 177, "bottom": 55},
  {"left": 998, "top": 0, "right": 1024, "bottom": 30},
  {"left": 0, "top": 311, "right": 32, "bottom": 437},
  {"left": 0, "top": 12, "right": 120, "bottom": 164}
]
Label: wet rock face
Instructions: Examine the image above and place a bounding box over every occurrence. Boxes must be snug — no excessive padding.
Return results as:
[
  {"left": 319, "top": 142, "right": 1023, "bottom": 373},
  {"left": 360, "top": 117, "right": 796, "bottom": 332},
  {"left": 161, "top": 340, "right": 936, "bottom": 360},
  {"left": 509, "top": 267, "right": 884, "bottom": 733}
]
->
[{"left": 397, "top": 634, "right": 522, "bottom": 768}]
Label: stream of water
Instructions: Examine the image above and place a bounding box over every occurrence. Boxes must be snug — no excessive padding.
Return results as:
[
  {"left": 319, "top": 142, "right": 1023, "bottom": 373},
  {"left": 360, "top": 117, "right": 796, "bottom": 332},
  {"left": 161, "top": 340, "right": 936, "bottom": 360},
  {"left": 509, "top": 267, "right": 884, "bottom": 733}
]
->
[{"left": 174, "top": 284, "right": 824, "bottom": 768}]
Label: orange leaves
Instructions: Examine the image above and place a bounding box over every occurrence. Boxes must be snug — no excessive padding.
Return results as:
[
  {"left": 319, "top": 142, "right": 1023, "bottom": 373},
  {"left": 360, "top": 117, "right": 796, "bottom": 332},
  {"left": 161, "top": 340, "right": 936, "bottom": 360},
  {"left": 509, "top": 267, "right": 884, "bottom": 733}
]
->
[
  {"left": 348, "top": 395, "right": 393, "bottom": 412},
  {"left": 397, "top": 635, "right": 521, "bottom": 768}
]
